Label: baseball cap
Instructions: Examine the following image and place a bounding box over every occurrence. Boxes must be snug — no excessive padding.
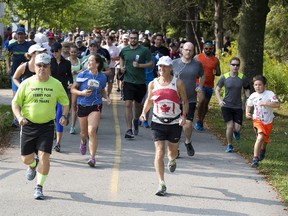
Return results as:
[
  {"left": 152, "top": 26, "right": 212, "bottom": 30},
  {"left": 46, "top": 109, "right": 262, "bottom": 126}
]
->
[
  {"left": 68, "top": 32, "right": 73, "bottom": 35},
  {"left": 122, "top": 34, "right": 128, "bottom": 39},
  {"left": 51, "top": 42, "right": 62, "bottom": 52},
  {"left": 80, "top": 31, "right": 85, "bottom": 36},
  {"left": 35, "top": 53, "right": 51, "bottom": 65},
  {"left": 89, "top": 40, "right": 98, "bottom": 46},
  {"left": 28, "top": 44, "right": 46, "bottom": 55},
  {"left": 16, "top": 27, "right": 25, "bottom": 34},
  {"left": 110, "top": 30, "right": 116, "bottom": 34},
  {"left": 75, "top": 37, "right": 82, "bottom": 43},
  {"left": 144, "top": 30, "right": 150, "bottom": 35},
  {"left": 47, "top": 32, "right": 55, "bottom": 39},
  {"left": 157, "top": 56, "right": 173, "bottom": 66}
]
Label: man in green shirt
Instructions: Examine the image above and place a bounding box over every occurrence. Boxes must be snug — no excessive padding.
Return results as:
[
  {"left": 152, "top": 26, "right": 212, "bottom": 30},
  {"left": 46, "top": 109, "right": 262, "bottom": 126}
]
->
[
  {"left": 12, "top": 53, "right": 69, "bottom": 200},
  {"left": 119, "top": 31, "right": 154, "bottom": 138}
]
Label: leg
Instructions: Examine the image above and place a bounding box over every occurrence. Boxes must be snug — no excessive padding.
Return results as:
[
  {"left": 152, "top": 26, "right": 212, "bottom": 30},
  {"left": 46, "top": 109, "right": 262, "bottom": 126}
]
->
[
  {"left": 125, "top": 100, "right": 133, "bottom": 129},
  {"left": 183, "top": 120, "right": 193, "bottom": 144},
  {"left": 254, "top": 133, "right": 265, "bottom": 158},
  {"left": 226, "top": 120, "right": 234, "bottom": 145},
  {"left": 70, "top": 94, "right": 78, "bottom": 133},
  {"left": 78, "top": 116, "right": 88, "bottom": 144},
  {"left": 196, "top": 90, "right": 205, "bottom": 124},
  {"left": 154, "top": 140, "right": 166, "bottom": 183},
  {"left": 87, "top": 111, "right": 101, "bottom": 158}
]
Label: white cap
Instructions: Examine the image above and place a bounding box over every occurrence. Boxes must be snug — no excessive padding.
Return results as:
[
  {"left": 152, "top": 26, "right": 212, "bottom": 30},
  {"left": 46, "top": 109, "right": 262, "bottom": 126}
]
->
[
  {"left": 157, "top": 56, "right": 173, "bottom": 66},
  {"left": 122, "top": 34, "right": 128, "bottom": 39},
  {"left": 144, "top": 30, "right": 150, "bottom": 35},
  {"left": 35, "top": 53, "right": 51, "bottom": 65},
  {"left": 80, "top": 30, "right": 85, "bottom": 36},
  {"left": 28, "top": 44, "right": 46, "bottom": 55}
]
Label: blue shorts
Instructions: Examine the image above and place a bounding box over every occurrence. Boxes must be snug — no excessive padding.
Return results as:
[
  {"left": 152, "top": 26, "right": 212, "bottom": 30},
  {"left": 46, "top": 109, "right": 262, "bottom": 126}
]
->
[
  {"left": 11, "top": 76, "right": 19, "bottom": 92},
  {"left": 196, "top": 84, "right": 214, "bottom": 99}
]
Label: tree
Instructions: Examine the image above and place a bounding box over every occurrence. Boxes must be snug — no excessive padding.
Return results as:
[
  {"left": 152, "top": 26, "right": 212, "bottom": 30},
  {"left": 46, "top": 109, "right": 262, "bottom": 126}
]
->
[{"left": 238, "top": 0, "right": 270, "bottom": 83}]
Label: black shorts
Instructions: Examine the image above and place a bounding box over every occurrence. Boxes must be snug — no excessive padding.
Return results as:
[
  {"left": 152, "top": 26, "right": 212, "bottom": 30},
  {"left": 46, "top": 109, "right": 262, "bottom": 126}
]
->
[
  {"left": 106, "top": 68, "right": 116, "bottom": 83},
  {"left": 151, "top": 122, "right": 182, "bottom": 143},
  {"left": 20, "top": 120, "right": 55, "bottom": 155},
  {"left": 123, "top": 82, "right": 147, "bottom": 103},
  {"left": 77, "top": 104, "right": 102, "bottom": 117},
  {"left": 180, "top": 102, "right": 196, "bottom": 121},
  {"left": 221, "top": 107, "right": 243, "bottom": 125}
]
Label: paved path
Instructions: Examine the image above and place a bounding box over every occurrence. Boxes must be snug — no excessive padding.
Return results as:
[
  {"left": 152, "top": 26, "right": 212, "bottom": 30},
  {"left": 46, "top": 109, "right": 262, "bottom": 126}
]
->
[{"left": 0, "top": 88, "right": 287, "bottom": 216}]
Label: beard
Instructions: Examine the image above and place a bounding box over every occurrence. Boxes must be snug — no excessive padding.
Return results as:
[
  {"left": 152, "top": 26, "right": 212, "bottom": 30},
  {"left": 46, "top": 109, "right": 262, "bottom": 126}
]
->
[{"left": 204, "top": 51, "right": 212, "bottom": 56}]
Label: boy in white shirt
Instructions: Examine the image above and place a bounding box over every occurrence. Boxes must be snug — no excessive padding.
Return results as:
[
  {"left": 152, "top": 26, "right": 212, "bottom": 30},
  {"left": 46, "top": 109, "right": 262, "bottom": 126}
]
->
[{"left": 246, "top": 75, "right": 280, "bottom": 167}]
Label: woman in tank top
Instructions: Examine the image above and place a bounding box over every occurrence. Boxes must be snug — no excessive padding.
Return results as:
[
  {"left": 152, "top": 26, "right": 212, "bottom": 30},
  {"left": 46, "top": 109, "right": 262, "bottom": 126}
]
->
[
  {"left": 12, "top": 44, "right": 46, "bottom": 87},
  {"left": 68, "top": 45, "right": 82, "bottom": 134}
]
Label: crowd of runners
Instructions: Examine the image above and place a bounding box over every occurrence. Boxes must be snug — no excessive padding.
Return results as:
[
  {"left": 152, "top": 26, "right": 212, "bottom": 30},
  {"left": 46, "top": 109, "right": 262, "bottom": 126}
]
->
[{"left": 5, "top": 25, "right": 280, "bottom": 199}]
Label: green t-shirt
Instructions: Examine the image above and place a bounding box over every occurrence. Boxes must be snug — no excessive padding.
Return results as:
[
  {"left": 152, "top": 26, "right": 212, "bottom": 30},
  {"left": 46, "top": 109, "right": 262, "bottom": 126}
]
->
[
  {"left": 120, "top": 45, "right": 153, "bottom": 84},
  {"left": 12, "top": 76, "right": 69, "bottom": 124}
]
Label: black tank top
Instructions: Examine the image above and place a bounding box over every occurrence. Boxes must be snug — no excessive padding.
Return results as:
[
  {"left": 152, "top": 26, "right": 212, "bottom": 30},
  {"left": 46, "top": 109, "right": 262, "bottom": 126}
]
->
[{"left": 21, "top": 62, "right": 35, "bottom": 80}]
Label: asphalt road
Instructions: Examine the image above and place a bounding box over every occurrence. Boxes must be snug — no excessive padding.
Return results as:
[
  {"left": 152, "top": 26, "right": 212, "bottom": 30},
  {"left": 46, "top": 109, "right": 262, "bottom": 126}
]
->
[{"left": 0, "top": 88, "right": 287, "bottom": 216}]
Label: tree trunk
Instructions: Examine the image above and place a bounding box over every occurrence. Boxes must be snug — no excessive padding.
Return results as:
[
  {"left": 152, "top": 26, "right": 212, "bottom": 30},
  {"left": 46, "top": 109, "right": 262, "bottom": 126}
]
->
[
  {"left": 238, "top": 0, "right": 270, "bottom": 83},
  {"left": 214, "top": 0, "right": 223, "bottom": 56}
]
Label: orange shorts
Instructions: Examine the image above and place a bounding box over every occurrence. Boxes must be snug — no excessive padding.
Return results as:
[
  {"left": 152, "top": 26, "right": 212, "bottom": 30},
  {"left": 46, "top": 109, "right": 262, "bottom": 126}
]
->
[{"left": 253, "top": 119, "right": 273, "bottom": 143}]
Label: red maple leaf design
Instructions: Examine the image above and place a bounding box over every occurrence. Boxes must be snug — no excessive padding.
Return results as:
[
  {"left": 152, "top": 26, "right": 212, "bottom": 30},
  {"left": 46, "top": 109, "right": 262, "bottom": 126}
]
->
[{"left": 160, "top": 104, "right": 170, "bottom": 113}]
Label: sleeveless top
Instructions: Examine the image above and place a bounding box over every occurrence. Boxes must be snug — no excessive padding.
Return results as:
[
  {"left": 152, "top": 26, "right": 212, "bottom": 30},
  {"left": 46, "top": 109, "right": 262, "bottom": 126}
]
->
[
  {"left": 196, "top": 53, "right": 217, "bottom": 88},
  {"left": 68, "top": 57, "right": 82, "bottom": 80},
  {"left": 22, "top": 62, "right": 35, "bottom": 80},
  {"left": 152, "top": 76, "right": 181, "bottom": 125}
]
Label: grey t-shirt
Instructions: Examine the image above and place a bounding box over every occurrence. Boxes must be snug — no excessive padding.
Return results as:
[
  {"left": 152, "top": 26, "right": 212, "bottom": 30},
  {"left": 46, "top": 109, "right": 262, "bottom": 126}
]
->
[
  {"left": 172, "top": 58, "right": 204, "bottom": 103},
  {"left": 217, "top": 73, "right": 250, "bottom": 109}
]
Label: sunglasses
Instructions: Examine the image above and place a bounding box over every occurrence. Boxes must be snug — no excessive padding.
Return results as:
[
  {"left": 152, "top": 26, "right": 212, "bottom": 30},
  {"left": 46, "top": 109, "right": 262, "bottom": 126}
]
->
[
  {"left": 204, "top": 47, "right": 213, "bottom": 51},
  {"left": 129, "top": 37, "right": 138, "bottom": 40},
  {"left": 51, "top": 49, "right": 59, "bottom": 53},
  {"left": 36, "top": 64, "right": 49, "bottom": 68},
  {"left": 231, "top": 64, "right": 240, "bottom": 67}
]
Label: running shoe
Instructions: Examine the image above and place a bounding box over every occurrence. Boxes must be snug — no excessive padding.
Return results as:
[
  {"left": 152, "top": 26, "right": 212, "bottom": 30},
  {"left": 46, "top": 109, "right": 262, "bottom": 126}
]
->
[
  {"left": 53, "top": 143, "right": 61, "bottom": 152},
  {"left": 168, "top": 159, "right": 177, "bottom": 173},
  {"left": 225, "top": 144, "right": 234, "bottom": 153},
  {"left": 259, "top": 149, "right": 266, "bottom": 161},
  {"left": 143, "top": 121, "right": 150, "bottom": 128},
  {"left": 117, "top": 88, "right": 120, "bottom": 92},
  {"left": 185, "top": 142, "right": 195, "bottom": 156},
  {"left": 88, "top": 158, "right": 96, "bottom": 167},
  {"left": 124, "top": 129, "right": 134, "bottom": 139},
  {"left": 155, "top": 183, "right": 167, "bottom": 196},
  {"left": 194, "top": 121, "right": 204, "bottom": 131},
  {"left": 34, "top": 184, "right": 44, "bottom": 200},
  {"left": 70, "top": 126, "right": 76, "bottom": 134},
  {"left": 233, "top": 131, "right": 241, "bottom": 140},
  {"left": 26, "top": 158, "right": 39, "bottom": 181},
  {"left": 251, "top": 157, "right": 259, "bottom": 168},
  {"left": 132, "top": 119, "right": 139, "bottom": 135},
  {"left": 80, "top": 142, "right": 87, "bottom": 155}
]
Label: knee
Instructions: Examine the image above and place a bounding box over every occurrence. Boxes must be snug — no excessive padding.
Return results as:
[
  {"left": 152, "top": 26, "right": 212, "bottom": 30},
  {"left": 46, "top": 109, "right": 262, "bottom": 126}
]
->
[
  {"left": 21, "top": 154, "right": 34, "bottom": 165},
  {"left": 155, "top": 149, "right": 165, "bottom": 161}
]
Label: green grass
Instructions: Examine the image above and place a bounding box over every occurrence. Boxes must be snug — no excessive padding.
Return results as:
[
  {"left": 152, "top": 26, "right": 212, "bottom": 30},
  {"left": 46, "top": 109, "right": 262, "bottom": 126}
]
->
[
  {"left": 205, "top": 99, "right": 288, "bottom": 204},
  {"left": 0, "top": 105, "right": 14, "bottom": 154}
]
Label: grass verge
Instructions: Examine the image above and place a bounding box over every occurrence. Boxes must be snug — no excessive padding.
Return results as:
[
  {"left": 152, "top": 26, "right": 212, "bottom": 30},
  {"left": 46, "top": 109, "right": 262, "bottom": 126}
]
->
[
  {"left": 0, "top": 105, "right": 14, "bottom": 154},
  {"left": 205, "top": 99, "right": 288, "bottom": 205}
]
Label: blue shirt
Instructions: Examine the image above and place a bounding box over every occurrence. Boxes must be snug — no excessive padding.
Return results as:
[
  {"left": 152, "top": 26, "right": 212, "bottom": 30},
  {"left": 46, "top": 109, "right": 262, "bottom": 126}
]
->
[
  {"left": 8, "top": 41, "right": 31, "bottom": 75},
  {"left": 76, "top": 70, "right": 107, "bottom": 106}
]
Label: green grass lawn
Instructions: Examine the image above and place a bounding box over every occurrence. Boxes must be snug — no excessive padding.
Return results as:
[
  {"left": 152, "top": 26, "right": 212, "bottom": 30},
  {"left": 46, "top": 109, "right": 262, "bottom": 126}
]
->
[
  {"left": 205, "top": 99, "right": 288, "bottom": 204},
  {"left": 0, "top": 105, "right": 14, "bottom": 154}
]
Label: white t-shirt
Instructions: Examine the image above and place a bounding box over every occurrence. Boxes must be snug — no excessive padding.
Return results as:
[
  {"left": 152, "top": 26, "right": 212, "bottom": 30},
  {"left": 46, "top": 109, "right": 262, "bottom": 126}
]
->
[
  {"left": 102, "top": 44, "right": 119, "bottom": 68},
  {"left": 247, "top": 90, "right": 279, "bottom": 124}
]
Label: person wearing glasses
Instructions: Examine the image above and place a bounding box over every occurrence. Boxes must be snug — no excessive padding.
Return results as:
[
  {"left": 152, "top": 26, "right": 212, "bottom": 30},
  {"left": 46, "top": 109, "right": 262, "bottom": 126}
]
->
[
  {"left": 215, "top": 57, "right": 250, "bottom": 153},
  {"left": 50, "top": 42, "right": 73, "bottom": 152},
  {"left": 12, "top": 53, "right": 69, "bottom": 200},
  {"left": 119, "top": 31, "right": 154, "bottom": 139},
  {"left": 172, "top": 42, "right": 205, "bottom": 157},
  {"left": 194, "top": 41, "right": 221, "bottom": 131}
]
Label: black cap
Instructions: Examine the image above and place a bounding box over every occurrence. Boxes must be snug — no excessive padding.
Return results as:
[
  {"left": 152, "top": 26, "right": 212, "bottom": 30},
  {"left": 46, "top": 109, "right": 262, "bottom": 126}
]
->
[
  {"left": 51, "top": 42, "right": 62, "bottom": 52},
  {"left": 89, "top": 40, "right": 99, "bottom": 46}
]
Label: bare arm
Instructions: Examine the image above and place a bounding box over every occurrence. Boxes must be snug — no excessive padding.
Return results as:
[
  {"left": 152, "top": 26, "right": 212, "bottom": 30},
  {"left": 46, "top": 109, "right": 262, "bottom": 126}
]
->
[
  {"left": 12, "top": 102, "right": 28, "bottom": 126},
  {"left": 70, "top": 81, "right": 92, "bottom": 97},
  {"left": 245, "top": 105, "right": 252, "bottom": 119},
  {"left": 133, "top": 60, "right": 154, "bottom": 69},
  {"left": 140, "top": 81, "right": 154, "bottom": 121},
  {"left": 177, "top": 79, "right": 188, "bottom": 126},
  {"left": 13, "top": 63, "right": 26, "bottom": 87},
  {"left": 215, "top": 85, "right": 225, "bottom": 107},
  {"left": 215, "top": 58, "right": 221, "bottom": 76},
  {"left": 258, "top": 101, "right": 280, "bottom": 109}
]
